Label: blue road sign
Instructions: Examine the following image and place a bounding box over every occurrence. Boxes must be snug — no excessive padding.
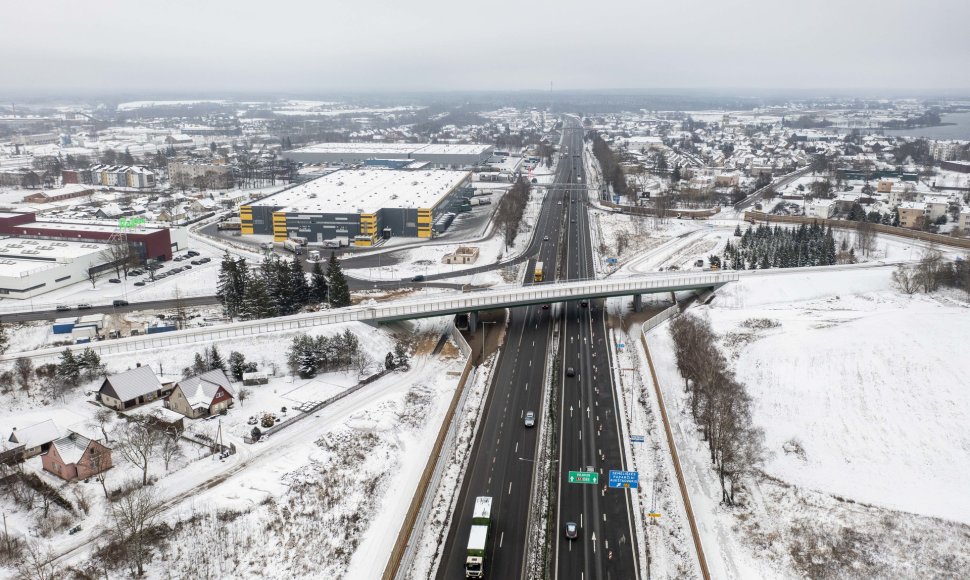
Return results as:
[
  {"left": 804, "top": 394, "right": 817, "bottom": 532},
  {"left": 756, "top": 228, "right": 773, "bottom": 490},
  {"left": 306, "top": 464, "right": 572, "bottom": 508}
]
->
[
  {"left": 630, "top": 435, "right": 645, "bottom": 443},
  {"left": 609, "top": 470, "right": 639, "bottom": 489}
]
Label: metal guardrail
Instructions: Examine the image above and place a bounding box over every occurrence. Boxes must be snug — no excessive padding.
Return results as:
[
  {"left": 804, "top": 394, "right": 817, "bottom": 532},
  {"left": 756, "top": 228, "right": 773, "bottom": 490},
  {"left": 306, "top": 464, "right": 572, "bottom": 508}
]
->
[{"left": 3, "top": 272, "right": 738, "bottom": 362}]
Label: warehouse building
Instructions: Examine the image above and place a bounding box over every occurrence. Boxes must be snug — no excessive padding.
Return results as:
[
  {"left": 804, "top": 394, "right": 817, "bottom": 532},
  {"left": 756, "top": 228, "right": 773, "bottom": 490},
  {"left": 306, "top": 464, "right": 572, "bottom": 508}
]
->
[
  {"left": 282, "top": 143, "right": 493, "bottom": 168},
  {"left": 241, "top": 169, "right": 471, "bottom": 246},
  {"left": 0, "top": 237, "right": 112, "bottom": 299}
]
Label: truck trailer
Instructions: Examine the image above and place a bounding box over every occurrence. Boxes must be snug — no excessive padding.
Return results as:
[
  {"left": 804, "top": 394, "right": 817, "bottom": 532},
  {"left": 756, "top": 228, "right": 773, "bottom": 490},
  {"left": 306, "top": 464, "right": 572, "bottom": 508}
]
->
[
  {"left": 283, "top": 239, "right": 303, "bottom": 255},
  {"left": 465, "top": 496, "right": 492, "bottom": 578}
]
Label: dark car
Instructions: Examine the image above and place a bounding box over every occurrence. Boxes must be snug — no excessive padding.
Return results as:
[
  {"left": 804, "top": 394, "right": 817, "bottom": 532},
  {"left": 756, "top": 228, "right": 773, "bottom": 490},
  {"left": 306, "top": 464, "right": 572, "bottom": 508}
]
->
[
  {"left": 411, "top": 274, "right": 426, "bottom": 282},
  {"left": 190, "top": 260, "right": 202, "bottom": 265},
  {"left": 183, "top": 264, "right": 192, "bottom": 269},
  {"left": 541, "top": 303, "right": 550, "bottom": 310},
  {"left": 580, "top": 300, "right": 588, "bottom": 307},
  {"left": 565, "top": 522, "right": 578, "bottom": 539},
  {"left": 108, "top": 278, "right": 121, "bottom": 284},
  {"left": 186, "top": 250, "right": 200, "bottom": 257},
  {"left": 566, "top": 367, "right": 575, "bottom": 377},
  {"left": 134, "top": 281, "right": 146, "bottom": 286},
  {"left": 129, "top": 269, "right": 144, "bottom": 276},
  {"left": 571, "top": 218, "right": 576, "bottom": 223},
  {"left": 112, "top": 300, "right": 129, "bottom": 307},
  {"left": 173, "top": 256, "right": 184, "bottom": 262},
  {"left": 199, "top": 257, "right": 211, "bottom": 264}
]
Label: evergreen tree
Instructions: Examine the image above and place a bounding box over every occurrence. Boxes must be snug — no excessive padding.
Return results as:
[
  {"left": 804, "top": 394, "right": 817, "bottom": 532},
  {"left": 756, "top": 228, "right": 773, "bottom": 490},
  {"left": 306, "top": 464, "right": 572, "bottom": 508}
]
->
[
  {"left": 393, "top": 341, "right": 410, "bottom": 370},
  {"left": 0, "top": 322, "right": 8, "bottom": 355},
  {"left": 310, "top": 260, "right": 328, "bottom": 303},
  {"left": 290, "top": 259, "right": 310, "bottom": 307},
  {"left": 217, "top": 250, "right": 246, "bottom": 318},
  {"left": 208, "top": 346, "right": 226, "bottom": 372},
  {"left": 80, "top": 348, "right": 103, "bottom": 380},
  {"left": 385, "top": 352, "right": 396, "bottom": 371},
  {"left": 193, "top": 352, "right": 208, "bottom": 375},
  {"left": 229, "top": 351, "right": 248, "bottom": 381},
  {"left": 824, "top": 226, "right": 837, "bottom": 265},
  {"left": 273, "top": 258, "right": 297, "bottom": 316},
  {"left": 57, "top": 349, "right": 81, "bottom": 386},
  {"left": 240, "top": 274, "right": 274, "bottom": 320},
  {"left": 326, "top": 252, "right": 351, "bottom": 307},
  {"left": 733, "top": 224, "right": 742, "bottom": 237},
  {"left": 671, "top": 164, "right": 681, "bottom": 182}
]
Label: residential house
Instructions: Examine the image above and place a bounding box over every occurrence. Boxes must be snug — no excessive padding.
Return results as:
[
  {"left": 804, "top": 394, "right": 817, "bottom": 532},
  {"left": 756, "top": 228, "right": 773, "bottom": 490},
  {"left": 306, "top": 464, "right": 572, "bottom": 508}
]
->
[
  {"left": 805, "top": 199, "right": 835, "bottom": 219},
  {"left": 165, "top": 369, "right": 234, "bottom": 419},
  {"left": 95, "top": 203, "right": 125, "bottom": 220},
  {"left": 97, "top": 365, "right": 170, "bottom": 410},
  {"left": 7, "top": 419, "right": 61, "bottom": 459},
  {"left": 189, "top": 198, "right": 219, "bottom": 214},
  {"left": 41, "top": 432, "right": 112, "bottom": 481},
  {"left": 922, "top": 195, "right": 951, "bottom": 222},
  {"left": 959, "top": 210, "right": 970, "bottom": 233},
  {"left": 898, "top": 202, "right": 928, "bottom": 229}
]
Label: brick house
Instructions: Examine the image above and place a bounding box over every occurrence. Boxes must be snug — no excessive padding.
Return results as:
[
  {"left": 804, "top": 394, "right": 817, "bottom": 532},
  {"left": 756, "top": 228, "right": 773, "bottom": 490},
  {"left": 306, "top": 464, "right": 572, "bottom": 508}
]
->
[
  {"left": 42, "top": 432, "right": 112, "bottom": 481},
  {"left": 165, "top": 369, "right": 234, "bottom": 419}
]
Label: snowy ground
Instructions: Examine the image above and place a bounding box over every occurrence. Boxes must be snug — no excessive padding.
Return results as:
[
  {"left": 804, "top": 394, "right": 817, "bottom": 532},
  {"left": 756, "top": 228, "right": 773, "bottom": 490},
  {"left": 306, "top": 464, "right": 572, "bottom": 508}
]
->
[{"left": 640, "top": 266, "right": 970, "bottom": 578}]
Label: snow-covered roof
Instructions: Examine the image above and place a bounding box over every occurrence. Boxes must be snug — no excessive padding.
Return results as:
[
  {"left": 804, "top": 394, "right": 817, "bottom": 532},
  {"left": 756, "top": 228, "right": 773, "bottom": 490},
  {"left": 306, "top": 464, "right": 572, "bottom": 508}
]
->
[
  {"left": 177, "top": 369, "right": 234, "bottom": 410},
  {"left": 50, "top": 433, "right": 93, "bottom": 465},
  {"left": 8, "top": 419, "right": 60, "bottom": 449},
  {"left": 100, "top": 365, "right": 163, "bottom": 402}
]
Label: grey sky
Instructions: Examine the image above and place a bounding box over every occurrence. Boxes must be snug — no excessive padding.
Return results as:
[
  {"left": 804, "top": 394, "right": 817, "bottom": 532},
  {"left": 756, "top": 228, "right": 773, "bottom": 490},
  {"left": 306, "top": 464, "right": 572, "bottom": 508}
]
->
[{"left": 3, "top": 0, "right": 969, "bottom": 93}]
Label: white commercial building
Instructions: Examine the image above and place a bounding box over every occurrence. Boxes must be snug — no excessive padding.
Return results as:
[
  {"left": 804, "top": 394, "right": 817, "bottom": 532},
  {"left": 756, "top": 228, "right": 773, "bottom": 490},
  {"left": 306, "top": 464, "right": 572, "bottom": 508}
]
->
[{"left": 0, "top": 238, "right": 112, "bottom": 299}]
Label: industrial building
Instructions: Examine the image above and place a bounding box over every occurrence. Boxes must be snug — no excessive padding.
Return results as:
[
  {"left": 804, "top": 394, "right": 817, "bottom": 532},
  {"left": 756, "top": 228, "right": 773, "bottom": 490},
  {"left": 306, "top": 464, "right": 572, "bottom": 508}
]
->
[
  {"left": 282, "top": 143, "right": 493, "bottom": 168},
  {"left": 0, "top": 237, "right": 111, "bottom": 299},
  {"left": 0, "top": 212, "right": 185, "bottom": 263},
  {"left": 241, "top": 169, "right": 471, "bottom": 245}
]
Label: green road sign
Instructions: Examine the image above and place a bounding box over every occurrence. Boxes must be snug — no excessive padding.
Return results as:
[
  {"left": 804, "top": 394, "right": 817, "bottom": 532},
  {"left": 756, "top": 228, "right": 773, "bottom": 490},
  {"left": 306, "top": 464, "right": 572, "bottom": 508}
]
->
[{"left": 568, "top": 471, "right": 599, "bottom": 485}]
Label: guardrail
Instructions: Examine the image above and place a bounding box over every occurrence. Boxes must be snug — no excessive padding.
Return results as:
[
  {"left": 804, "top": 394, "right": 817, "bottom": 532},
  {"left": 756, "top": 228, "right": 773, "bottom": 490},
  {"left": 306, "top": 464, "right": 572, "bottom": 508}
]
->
[{"left": 4, "top": 272, "right": 738, "bottom": 362}]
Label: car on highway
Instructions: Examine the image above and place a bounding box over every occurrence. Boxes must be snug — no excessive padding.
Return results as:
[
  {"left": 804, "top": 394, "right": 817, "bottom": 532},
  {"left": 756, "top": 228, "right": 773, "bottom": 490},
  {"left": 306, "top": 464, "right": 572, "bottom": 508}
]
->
[
  {"left": 108, "top": 278, "right": 121, "bottom": 283},
  {"left": 543, "top": 235, "right": 549, "bottom": 241},
  {"left": 56, "top": 305, "right": 71, "bottom": 312},
  {"left": 565, "top": 522, "right": 578, "bottom": 539},
  {"left": 557, "top": 200, "right": 562, "bottom": 205},
  {"left": 524, "top": 411, "right": 535, "bottom": 427},
  {"left": 411, "top": 274, "right": 426, "bottom": 282},
  {"left": 77, "top": 303, "right": 92, "bottom": 310},
  {"left": 566, "top": 367, "right": 575, "bottom": 377},
  {"left": 580, "top": 300, "right": 588, "bottom": 307},
  {"left": 570, "top": 218, "right": 576, "bottom": 223},
  {"left": 112, "top": 300, "right": 129, "bottom": 307},
  {"left": 541, "top": 303, "right": 550, "bottom": 309}
]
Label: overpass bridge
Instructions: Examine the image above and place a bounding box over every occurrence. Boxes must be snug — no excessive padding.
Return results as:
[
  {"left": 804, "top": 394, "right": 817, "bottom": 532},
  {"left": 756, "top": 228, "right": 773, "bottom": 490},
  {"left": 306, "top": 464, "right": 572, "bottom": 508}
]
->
[{"left": 1, "top": 271, "right": 737, "bottom": 362}]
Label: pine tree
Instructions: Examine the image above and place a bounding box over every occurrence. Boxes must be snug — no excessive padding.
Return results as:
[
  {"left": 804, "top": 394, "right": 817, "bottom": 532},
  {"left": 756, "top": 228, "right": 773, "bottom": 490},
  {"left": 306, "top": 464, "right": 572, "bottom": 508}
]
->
[
  {"left": 824, "top": 226, "right": 837, "bottom": 265},
  {"left": 229, "top": 351, "right": 247, "bottom": 381},
  {"left": 289, "top": 258, "right": 310, "bottom": 310},
  {"left": 240, "top": 274, "right": 274, "bottom": 320},
  {"left": 0, "top": 322, "right": 8, "bottom": 355},
  {"left": 393, "top": 341, "right": 410, "bottom": 370},
  {"left": 57, "top": 349, "right": 81, "bottom": 386},
  {"left": 310, "top": 260, "right": 328, "bottom": 303},
  {"left": 208, "top": 346, "right": 226, "bottom": 372},
  {"left": 326, "top": 252, "right": 351, "bottom": 307},
  {"left": 274, "top": 258, "right": 297, "bottom": 316},
  {"left": 385, "top": 352, "right": 396, "bottom": 371},
  {"left": 80, "top": 348, "right": 103, "bottom": 380},
  {"left": 733, "top": 224, "right": 742, "bottom": 237},
  {"left": 217, "top": 250, "right": 245, "bottom": 318}
]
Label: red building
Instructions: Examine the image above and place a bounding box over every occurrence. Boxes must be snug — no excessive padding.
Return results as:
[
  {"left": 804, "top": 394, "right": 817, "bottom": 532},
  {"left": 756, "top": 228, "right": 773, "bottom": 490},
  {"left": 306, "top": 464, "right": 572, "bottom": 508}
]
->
[
  {"left": 42, "top": 433, "right": 112, "bottom": 481},
  {"left": 0, "top": 212, "right": 173, "bottom": 262}
]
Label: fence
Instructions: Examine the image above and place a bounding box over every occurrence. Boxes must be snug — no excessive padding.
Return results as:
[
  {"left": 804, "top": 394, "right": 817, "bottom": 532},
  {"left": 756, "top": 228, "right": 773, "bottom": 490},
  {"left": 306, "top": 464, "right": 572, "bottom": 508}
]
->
[
  {"left": 743, "top": 211, "right": 970, "bottom": 250},
  {"left": 383, "top": 354, "right": 477, "bottom": 579},
  {"left": 3, "top": 272, "right": 739, "bottom": 363}
]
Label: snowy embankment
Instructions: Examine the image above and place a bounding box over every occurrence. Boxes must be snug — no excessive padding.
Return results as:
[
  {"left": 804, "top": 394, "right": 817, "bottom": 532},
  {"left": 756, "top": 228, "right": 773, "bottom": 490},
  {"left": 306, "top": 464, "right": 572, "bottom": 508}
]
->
[{"left": 643, "top": 266, "right": 970, "bottom": 577}]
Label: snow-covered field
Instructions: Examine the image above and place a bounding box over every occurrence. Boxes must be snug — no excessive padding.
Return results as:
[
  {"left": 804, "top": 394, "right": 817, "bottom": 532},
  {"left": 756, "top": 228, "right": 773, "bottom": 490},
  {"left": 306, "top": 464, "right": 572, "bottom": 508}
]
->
[{"left": 642, "top": 266, "right": 970, "bottom": 578}]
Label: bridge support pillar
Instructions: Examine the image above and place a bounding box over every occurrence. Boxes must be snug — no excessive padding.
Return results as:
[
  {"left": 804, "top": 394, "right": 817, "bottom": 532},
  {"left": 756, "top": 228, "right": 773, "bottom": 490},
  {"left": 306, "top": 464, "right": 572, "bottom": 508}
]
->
[
  {"left": 468, "top": 311, "right": 478, "bottom": 335},
  {"left": 633, "top": 294, "right": 643, "bottom": 312}
]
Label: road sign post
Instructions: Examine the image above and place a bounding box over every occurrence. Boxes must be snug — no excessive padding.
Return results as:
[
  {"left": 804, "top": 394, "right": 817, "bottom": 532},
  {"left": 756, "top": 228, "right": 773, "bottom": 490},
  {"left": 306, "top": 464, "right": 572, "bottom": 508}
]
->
[
  {"left": 630, "top": 435, "right": 645, "bottom": 443},
  {"left": 608, "top": 470, "right": 639, "bottom": 489},
  {"left": 568, "top": 471, "right": 599, "bottom": 485}
]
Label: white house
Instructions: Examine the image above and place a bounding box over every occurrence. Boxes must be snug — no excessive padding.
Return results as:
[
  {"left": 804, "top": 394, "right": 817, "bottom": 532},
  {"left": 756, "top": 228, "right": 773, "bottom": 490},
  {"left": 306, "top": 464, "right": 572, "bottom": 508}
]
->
[{"left": 805, "top": 199, "right": 835, "bottom": 219}]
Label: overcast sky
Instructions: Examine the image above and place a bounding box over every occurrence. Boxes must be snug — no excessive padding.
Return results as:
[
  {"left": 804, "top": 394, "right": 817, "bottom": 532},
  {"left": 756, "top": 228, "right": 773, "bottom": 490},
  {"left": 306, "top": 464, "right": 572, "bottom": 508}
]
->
[{"left": 2, "top": 0, "right": 968, "bottom": 95}]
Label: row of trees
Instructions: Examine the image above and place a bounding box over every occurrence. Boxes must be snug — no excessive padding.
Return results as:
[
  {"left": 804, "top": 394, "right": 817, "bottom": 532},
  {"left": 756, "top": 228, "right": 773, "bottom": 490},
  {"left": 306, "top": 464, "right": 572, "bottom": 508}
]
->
[
  {"left": 216, "top": 251, "right": 350, "bottom": 320},
  {"left": 588, "top": 131, "right": 630, "bottom": 199},
  {"left": 669, "top": 314, "right": 765, "bottom": 504},
  {"left": 723, "top": 223, "right": 837, "bottom": 270},
  {"left": 286, "top": 331, "right": 411, "bottom": 379},
  {"left": 493, "top": 177, "right": 533, "bottom": 249},
  {"left": 893, "top": 251, "right": 970, "bottom": 296}
]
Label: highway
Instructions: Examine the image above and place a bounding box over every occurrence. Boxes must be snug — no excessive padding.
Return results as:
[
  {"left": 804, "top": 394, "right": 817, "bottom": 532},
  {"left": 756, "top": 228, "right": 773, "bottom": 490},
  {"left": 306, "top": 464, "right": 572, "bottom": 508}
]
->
[
  {"left": 553, "top": 136, "right": 640, "bottom": 580},
  {"left": 437, "top": 120, "right": 584, "bottom": 579}
]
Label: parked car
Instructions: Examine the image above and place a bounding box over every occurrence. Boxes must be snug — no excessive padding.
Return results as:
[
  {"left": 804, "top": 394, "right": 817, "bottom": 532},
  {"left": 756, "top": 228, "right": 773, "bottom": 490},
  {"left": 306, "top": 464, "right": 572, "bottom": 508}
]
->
[
  {"left": 190, "top": 260, "right": 202, "bottom": 265},
  {"left": 183, "top": 264, "right": 192, "bottom": 269},
  {"left": 129, "top": 269, "right": 144, "bottom": 276},
  {"left": 76, "top": 303, "right": 92, "bottom": 310},
  {"left": 186, "top": 250, "right": 200, "bottom": 257},
  {"left": 108, "top": 278, "right": 121, "bottom": 284},
  {"left": 411, "top": 274, "right": 426, "bottom": 282},
  {"left": 134, "top": 281, "right": 146, "bottom": 286},
  {"left": 112, "top": 300, "right": 129, "bottom": 307},
  {"left": 56, "top": 305, "right": 71, "bottom": 312},
  {"left": 173, "top": 256, "right": 184, "bottom": 262},
  {"left": 524, "top": 411, "right": 536, "bottom": 428},
  {"left": 199, "top": 257, "right": 212, "bottom": 264}
]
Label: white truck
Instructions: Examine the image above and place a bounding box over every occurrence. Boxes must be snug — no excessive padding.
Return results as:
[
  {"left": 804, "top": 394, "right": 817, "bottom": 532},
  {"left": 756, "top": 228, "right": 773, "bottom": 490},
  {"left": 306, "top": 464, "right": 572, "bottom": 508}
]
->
[
  {"left": 259, "top": 242, "right": 274, "bottom": 251},
  {"left": 283, "top": 239, "right": 303, "bottom": 255},
  {"left": 465, "top": 496, "right": 492, "bottom": 578},
  {"left": 324, "top": 236, "right": 349, "bottom": 248}
]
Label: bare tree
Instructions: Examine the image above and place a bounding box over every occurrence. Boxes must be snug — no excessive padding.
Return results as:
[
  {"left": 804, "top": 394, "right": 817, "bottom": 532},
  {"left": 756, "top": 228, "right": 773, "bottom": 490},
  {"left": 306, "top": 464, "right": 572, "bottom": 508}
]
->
[
  {"left": 91, "top": 408, "right": 114, "bottom": 443},
  {"left": 86, "top": 266, "right": 101, "bottom": 289},
  {"left": 916, "top": 248, "right": 946, "bottom": 293},
  {"left": 353, "top": 350, "right": 373, "bottom": 379},
  {"left": 106, "top": 484, "right": 164, "bottom": 577},
  {"left": 90, "top": 446, "right": 111, "bottom": 498},
  {"left": 15, "top": 358, "right": 33, "bottom": 392},
  {"left": 171, "top": 287, "right": 188, "bottom": 330},
  {"left": 16, "top": 540, "right": 57, "bottom": 580},
  {"left": 238, "top": 387, "right": 251, "bottom": 407},
  {"left": 99, "top": 241, "right": 135, "bottom": 280},
  {"left": 159, "top": 434, "right": 183, "bottom": 472},
  {"left": 113, "top": 423, "right": 162, "bottom": 486},
  {"left": 891, "top": 264, "right": 919, "bottom": 294},
  {"left": 855, "top": 219, "right": 877, "bottom": 257}
]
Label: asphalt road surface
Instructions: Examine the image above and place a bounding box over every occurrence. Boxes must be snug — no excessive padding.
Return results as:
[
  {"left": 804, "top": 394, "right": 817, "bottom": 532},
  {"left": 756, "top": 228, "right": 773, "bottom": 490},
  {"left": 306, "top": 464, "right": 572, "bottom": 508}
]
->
[{"left": 437, "top": 119, "right": 583, "bottom": 579}]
